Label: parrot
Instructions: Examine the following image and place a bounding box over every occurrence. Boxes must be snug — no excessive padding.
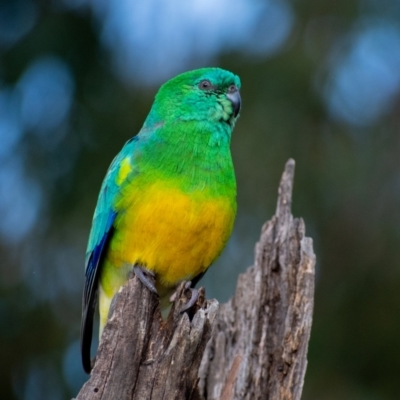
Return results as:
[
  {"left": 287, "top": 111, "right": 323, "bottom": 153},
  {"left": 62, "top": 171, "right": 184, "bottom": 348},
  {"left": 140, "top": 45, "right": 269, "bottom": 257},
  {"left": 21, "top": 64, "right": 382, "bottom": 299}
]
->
[{"left": 80, "top": 67, "right": 241, "bottom": 373}]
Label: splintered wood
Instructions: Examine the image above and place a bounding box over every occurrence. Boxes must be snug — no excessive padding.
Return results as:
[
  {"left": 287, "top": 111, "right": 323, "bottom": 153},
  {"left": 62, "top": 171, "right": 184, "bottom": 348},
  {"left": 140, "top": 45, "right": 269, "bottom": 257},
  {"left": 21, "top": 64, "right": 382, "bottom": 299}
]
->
[{"left": 198, "top": 159, "right": 315, "bottom": 400}]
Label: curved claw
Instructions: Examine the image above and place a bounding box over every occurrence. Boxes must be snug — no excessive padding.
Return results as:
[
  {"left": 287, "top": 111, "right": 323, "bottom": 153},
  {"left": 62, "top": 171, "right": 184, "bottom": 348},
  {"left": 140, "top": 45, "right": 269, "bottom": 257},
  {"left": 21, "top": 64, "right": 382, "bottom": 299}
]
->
[
  {"left": 180, "top": 282, "right": 199, "bottom": 313},
  {"left": 133, "top": 266, "right": 158, "bottom": 294}
]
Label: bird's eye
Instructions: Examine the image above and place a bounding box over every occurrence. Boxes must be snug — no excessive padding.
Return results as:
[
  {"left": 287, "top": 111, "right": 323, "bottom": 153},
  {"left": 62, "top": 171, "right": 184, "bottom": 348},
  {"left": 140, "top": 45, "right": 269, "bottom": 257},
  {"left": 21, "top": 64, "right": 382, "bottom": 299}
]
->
[
  {"left": 228, "top": 84, "right": 237, "bottom": 93},
  {"left": 199, "top": 80, "right": 212, "bottom": 90}
]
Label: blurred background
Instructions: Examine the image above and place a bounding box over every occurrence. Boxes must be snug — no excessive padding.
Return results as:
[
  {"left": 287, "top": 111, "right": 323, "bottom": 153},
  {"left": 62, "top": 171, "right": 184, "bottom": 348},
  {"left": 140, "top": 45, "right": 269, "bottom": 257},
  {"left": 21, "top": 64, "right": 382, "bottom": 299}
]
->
[{"left": 1, "top": 0, "right": 400, "bottom": 398}]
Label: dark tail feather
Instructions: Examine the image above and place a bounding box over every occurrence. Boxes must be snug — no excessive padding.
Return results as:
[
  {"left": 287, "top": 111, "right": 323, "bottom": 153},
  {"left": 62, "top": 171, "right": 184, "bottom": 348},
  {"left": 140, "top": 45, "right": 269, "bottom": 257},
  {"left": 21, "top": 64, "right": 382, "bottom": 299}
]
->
[{"left": 80, "top": 288, "right": 98, "bottom": 374}]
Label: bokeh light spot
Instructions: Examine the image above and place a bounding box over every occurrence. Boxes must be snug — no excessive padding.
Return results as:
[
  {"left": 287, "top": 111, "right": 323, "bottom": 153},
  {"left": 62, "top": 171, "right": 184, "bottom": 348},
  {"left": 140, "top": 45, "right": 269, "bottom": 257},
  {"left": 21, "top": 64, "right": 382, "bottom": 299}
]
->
[
  {"left": 18, "top": 56, "right": 75, "bottom": 134},
  {"left": 323, "top": 20, "right": 400, "bottom": 127}
]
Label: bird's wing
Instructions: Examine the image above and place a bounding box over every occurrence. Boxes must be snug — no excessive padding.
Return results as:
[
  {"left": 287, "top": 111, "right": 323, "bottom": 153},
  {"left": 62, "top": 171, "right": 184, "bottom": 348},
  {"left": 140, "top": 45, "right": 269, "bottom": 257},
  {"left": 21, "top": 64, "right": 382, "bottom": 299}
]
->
[{"left": 80, "top": 137, "right": 138, "bottom": 373}]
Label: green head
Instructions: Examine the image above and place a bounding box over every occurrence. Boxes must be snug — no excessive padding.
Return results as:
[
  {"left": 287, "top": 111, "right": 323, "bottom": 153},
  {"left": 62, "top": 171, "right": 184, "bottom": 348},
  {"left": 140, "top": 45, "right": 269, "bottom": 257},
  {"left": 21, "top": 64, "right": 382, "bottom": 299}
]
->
[{"left": 147, "top": 68, "right": 241, "bottom": 128}]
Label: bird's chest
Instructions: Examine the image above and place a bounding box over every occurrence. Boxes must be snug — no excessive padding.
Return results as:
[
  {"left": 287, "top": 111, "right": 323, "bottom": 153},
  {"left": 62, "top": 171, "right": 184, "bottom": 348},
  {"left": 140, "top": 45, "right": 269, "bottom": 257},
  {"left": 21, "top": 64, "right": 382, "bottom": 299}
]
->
[{"left": 109, "top": 180, "right": 236, "bottom": 286}]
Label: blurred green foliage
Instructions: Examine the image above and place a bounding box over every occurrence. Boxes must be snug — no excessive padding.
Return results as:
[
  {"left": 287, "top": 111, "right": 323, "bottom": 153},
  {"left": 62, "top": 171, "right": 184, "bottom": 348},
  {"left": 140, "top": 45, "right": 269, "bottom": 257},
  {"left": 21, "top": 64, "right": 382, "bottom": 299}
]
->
[{"left": 1, "top": 0, "right": 400, "bottom": 399}]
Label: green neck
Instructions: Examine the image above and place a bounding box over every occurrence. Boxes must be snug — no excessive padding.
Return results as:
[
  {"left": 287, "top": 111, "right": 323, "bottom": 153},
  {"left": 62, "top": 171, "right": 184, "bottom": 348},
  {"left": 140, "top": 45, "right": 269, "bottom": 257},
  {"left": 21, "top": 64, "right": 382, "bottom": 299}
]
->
[{"left": 138, "top": 118, "right": 236, "bottom": 196}]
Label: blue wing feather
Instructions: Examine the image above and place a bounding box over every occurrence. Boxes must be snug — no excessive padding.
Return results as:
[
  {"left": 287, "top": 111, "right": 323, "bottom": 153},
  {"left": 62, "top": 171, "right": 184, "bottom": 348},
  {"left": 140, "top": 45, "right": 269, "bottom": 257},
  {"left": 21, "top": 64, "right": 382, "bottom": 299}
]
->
[
  {"left": 80, "top": 136, "right": 138, "bottom": 373},
  {"left": 83, "top": 211, "right": 116, "bottom": 306},
  {"left": 81, "top": 210, "right": 116, "bottom": 373}
]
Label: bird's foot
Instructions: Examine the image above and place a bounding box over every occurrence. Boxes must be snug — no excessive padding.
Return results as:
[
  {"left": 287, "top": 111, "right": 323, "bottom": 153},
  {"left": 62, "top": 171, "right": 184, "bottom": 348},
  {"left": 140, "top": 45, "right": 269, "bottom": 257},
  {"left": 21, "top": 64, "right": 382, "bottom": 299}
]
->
[
  {"left": 180, "top": 281, "right": 199, "bottom": 313},
  {"left": 133, "top": 265, "right": 158, "bottom": 294}
]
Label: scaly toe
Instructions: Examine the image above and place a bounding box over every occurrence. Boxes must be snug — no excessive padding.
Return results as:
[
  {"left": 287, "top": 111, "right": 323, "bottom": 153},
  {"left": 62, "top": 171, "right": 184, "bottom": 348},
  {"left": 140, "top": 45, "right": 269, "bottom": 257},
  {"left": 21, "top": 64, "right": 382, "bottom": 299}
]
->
[{"left": 133, "top": 265, "right": 158, "bottom": 294}]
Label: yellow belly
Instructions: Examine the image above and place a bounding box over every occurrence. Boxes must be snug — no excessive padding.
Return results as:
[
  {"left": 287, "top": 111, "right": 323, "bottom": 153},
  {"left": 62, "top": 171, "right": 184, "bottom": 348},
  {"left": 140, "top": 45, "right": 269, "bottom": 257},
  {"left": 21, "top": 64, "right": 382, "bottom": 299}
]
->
[{"left": 101, "top": 181, "right": 235, "bottom": 297}]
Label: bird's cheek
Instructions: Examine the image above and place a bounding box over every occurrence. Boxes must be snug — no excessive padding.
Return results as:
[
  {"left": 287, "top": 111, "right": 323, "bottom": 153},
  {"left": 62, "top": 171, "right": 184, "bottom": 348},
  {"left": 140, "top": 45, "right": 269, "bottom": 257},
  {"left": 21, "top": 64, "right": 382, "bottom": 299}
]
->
[
  {"left": 209, "top": 103, "right": 223, "bottom": 121},
  {"left": 219, "top": 99, "right": 233, "bottom": 122}
]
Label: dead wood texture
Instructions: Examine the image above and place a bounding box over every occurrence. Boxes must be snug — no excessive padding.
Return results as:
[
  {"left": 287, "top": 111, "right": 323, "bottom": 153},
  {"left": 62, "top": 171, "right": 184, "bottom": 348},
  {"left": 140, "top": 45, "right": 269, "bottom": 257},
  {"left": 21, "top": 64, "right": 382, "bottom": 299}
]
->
[
  {"left": 75, "top": 159, "right": 315, "bottom": 400},
  {"left": 198, "top": 159, "right": 315, "bottom": 400}
]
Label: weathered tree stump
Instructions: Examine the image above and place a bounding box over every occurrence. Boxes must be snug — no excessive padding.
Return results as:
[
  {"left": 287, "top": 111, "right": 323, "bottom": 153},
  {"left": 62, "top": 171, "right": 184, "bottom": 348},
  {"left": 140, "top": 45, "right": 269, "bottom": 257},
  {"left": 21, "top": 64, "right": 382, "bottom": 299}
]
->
[
  {"left": 75, "top": 277, "right": 216, "bottom": 400},
  {"left": 198, "top": 159, "right": 315, "bottom": 400},
  {"left": 75, "top": 159, "right": 315, "bottom": 400}
]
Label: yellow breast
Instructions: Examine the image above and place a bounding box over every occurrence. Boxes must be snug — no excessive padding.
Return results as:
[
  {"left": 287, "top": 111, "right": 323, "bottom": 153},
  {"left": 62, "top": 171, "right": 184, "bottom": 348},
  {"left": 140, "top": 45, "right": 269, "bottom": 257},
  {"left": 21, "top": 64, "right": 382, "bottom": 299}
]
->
[{"left": 103, "top": 181, "right": 236, "bottom": 292}]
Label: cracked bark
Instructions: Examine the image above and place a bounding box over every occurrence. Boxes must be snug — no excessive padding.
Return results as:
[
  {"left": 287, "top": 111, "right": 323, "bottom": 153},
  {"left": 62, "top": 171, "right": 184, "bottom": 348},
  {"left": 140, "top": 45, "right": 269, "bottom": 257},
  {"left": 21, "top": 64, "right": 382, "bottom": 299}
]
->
[{"left": 75, "top": 159, "right": 315, "bottom": 400}]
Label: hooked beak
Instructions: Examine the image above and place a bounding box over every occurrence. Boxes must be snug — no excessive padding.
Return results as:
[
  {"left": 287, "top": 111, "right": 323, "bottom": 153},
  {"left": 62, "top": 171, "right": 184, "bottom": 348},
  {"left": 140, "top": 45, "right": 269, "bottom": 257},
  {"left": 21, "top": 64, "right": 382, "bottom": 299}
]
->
[{"left": 227, "top": 87, "right": 241, "bottom": 118}]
